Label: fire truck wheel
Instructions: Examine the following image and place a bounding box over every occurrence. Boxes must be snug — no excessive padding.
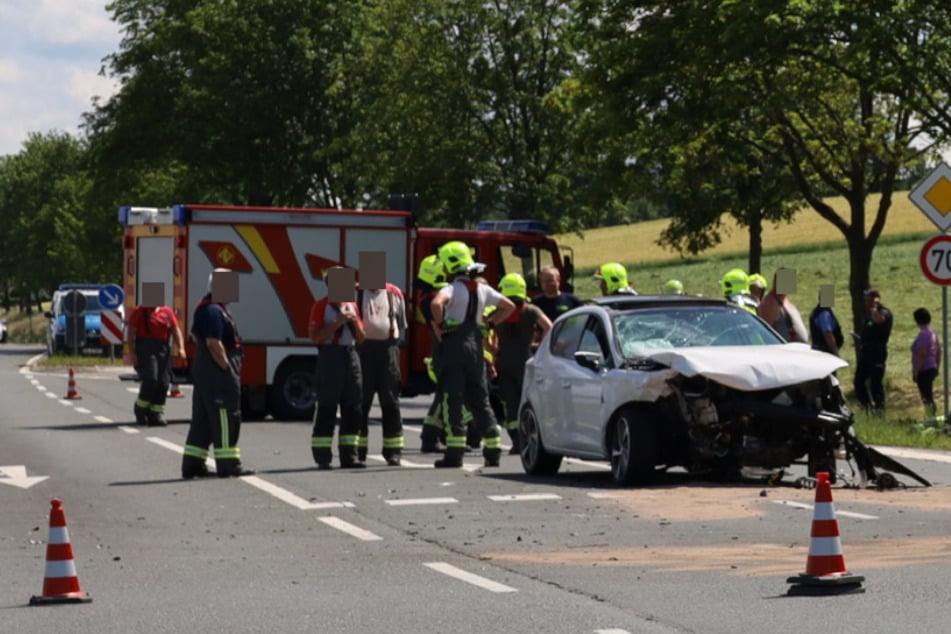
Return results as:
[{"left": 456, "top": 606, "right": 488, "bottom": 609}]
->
[{"left": 268, "top": 357, "right": 317, "bottom": 421}]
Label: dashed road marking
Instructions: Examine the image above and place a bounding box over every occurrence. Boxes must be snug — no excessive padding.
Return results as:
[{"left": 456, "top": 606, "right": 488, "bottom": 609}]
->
[
  {"left": 94, "top": 415, "right": 112, "bottom": 424},
  {"left": 423, "top": 562, "right": 517, "bottom": 593},
  {"left": 385, "top": 497, "right": 459, "bottom": 506},
  {"left": 488, "top": 493, "right": 562, "bottom": 502},
  {"left": 318, "top": 516, "right": 382, "bottom": 541},
  {"left": 772, "top": 499, "right": 878, "bottom": 520},
  {"left": 75, "top": 407, "right": 91, "bottom": 414},
  {"left": 243, "top": 476, "right": 355, "bottom": 511},
  {"left": 119, "top": 425, "right": 139, "bottom": 434}
]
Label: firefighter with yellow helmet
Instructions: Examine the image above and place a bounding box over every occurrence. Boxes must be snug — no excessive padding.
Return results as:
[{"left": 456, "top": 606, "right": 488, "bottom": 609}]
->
[
  {"left": 720, "top": 268, "right": 758, "bottom": 313},
  {"left": 430, "top": 241, "right": 514, "bottom": 467},
  {"left": 494, "top": 273, "right": 552, "bottom": 454},
  {"left": 594, "top": 262, "right": 637, "bottom": 295}
]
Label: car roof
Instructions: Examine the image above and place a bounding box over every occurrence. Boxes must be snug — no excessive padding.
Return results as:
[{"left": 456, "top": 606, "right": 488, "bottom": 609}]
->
[{"left": 587, "top": 294, "right": 730, "bottom": 311}]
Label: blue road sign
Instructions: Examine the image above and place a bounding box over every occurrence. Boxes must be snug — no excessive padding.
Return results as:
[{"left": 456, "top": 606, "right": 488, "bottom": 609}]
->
[{"left": 99, "top": 284, "right": 124, "bottom": 310}]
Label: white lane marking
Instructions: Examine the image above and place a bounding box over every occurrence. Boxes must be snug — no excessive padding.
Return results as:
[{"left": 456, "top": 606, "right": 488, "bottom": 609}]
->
[
  {"left": 488, "top": 493, "right": 562, "bottom": 502},
  {"left": 74, "top": 407, "right": 91, "bottom": 414},
  {"left": 242, "top": 476, "right": 355, "bottom": 511},
  {"left": 318, "top": 516, "right": 382, "bottom": 541},
  {"left": 44, "top": 392, "right": 57, "bottom": 399},
  {"left": 385, "top": 497, "right": 459, "bottom": 506},
  {"left": 772, "top": 500, "right": 878, "bottom": 520},
  {"left": 462, "top": 463, "right": 481, "bottom": 473},
  {"left": 119, "top": 425, "right": 140, "bottom": 434},
  {"left": 565, "top": 457, "right": 612, "bottom": 470},
  {"left": 595, "top": 630, "right": 633, "bottom": 634},
  {"left": 423, "top": 562, "right": 517, "bottom": 593},
  {"left": 58, "top": 399, "right": 76, "bottom": 406},
  {"left": 875, "top": 446, "right": 951, "bottom": 465},
  {"left": 126, "top": 387, "right": 139, "bottom": 394},
  {"left": 587, "top": 492, "right": 620, "bottom": 499},
  {"left": 147, "top": 436, "right": 185, "bottom": 454},
  {"left": 94, "top": 415, "right": 112, "bottom": 423}
]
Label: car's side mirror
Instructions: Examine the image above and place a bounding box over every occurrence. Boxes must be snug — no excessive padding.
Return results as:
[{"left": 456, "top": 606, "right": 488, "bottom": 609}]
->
[{"left": 574, "top": 351, "right": 603, "bottom": 372}]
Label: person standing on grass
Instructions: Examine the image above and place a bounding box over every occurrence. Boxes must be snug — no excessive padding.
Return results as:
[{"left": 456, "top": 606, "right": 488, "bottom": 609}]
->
[
  {"left": 912, "top": 307, "right": 941, "bottom": 418},
  {"left": 853, "top": 288, "right": 893, "bottom": 414}
]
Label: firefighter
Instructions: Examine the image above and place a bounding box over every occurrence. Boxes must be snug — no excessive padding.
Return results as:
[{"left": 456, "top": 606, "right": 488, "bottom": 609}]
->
[
  {"left": 356, "top": 276, "right": 407, "bottom": 466},
  {"left": 721, "top": 268, "right": 758, "bottom": 313},
  {"left": 182, "top": 268, "right": 255, "bottom": 479},
  {"left": 430, "top": 241, "right": 515, "bottom": 468},
  {"left": 309, "top": 267, "right": 367, "bottom": 470},
  {"left": 663, "top": 279, "right": 685, "bottom": 296},
  {"left": 594, "top": 262, "right": 637, "bottom": 295},
  {"left": 416, "top": 255, "right": 451, "bottom": 453},
  {"left": 494, "top": 273, "right": 551, "bottom": 454},
  {"left": 127, "top": 300, "right": 185, "bottom": 426}
]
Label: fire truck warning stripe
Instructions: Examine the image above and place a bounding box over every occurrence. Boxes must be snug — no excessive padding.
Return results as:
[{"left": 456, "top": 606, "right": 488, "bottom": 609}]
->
[{"left": 236, "top": 225, "right": 279, "bottom": 273}]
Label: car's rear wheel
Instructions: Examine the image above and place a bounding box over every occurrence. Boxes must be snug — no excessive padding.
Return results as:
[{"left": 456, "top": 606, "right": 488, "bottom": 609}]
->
[
  {"left": 611, "top": 407, "right": 659, "bottom": 485},
  {"left": 519, "top": 405, "right": 562, "bottom": 476}
]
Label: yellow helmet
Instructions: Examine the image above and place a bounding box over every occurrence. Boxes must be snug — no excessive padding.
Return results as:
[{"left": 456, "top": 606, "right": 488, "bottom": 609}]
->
[
  {"left": 417, "top": 255, "right": 447, "bottom": 288},
  {"left": 499, "top": 272, "right": 528, "bottom": 299},
  {"left": 663, "top": 279, "right": 685, "bottom": 295},
  {"left": 594, "top": 262, "right": 629, "bottom": 294},
  {"left": 438, "top": 241, "right": 474, "bottom": 275},
  {"left": 748, "top": 273, "right": 768, "bottom": 292},
  {"left": 720, "top": 268, "right": 749, "bottom": 297}
]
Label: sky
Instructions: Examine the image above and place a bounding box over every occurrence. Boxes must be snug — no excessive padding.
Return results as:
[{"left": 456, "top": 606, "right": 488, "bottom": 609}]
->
[{"left": 0, "top": 0, "right": 120, "bottom": 157}]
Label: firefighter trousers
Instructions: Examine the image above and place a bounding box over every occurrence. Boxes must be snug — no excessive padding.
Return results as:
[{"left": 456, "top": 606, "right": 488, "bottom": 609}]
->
[
  {"left": 357, "top": 338, "right": 403, "bottom": 459},
  {"left": 440, "top": 322, "right": 501, "bottom": 461},
  {"left": 311, "top": 345, "right": 362, "bottom": 466},
  {"left": 134, "top": 338, "right": 172, "bottom": 424},
  {"left": 183, "top": 346, "right": 244, "bottom": 475}
]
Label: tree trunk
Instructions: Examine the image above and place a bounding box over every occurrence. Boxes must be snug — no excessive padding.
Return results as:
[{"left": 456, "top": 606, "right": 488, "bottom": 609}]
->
[
  {"left": 747, "top": 211, "right": 764, "bottom": 275},
  {"left": 846, "top": 223, "right": 872, "bottom": 356}
]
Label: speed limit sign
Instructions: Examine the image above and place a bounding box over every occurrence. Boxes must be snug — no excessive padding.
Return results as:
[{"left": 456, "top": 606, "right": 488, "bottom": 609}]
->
[{"left": 920, "top": 234, "right": 951, "bottom": 285}]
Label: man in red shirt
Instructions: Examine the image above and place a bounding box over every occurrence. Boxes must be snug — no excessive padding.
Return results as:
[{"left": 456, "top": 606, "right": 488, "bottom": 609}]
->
[{"left": 127, "top": 302, "right": 185, "bottom": 426}]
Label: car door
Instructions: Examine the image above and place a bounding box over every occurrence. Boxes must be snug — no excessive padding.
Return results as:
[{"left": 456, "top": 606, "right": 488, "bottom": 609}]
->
[
  {"left": 536, "top": 312, "right": 588, "bottom": 451},
  {"left": 564, "top": 316, "right": 611, "bottom": 456}
]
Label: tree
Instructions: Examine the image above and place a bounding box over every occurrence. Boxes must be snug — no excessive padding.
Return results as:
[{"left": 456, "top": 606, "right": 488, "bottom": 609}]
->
[
  {"left": 581, "top": 0, "right": 942, "bottom": 330},
  {"left": 87, "top": 0, "right": 370, "bottom": 207}
]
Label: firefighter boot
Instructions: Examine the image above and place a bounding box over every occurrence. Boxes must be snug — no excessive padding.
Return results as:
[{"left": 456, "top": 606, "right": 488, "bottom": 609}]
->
[
  {"left": 434, "top": 448, "right": 465, "bottom": 468},
  {"left": 134, "top": 403, "right": 149, "bottom": 426},
  {"left": 483, "top": 448, "right": 502, "bottom": 468},
  {"left": 507, "top": 428, "right": 522, "bottom": 455}
]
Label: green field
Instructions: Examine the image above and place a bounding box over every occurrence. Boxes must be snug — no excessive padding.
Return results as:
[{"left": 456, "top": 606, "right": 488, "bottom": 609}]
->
[{"left": 556, "top": 192, "right": 951, "bottom": 449}]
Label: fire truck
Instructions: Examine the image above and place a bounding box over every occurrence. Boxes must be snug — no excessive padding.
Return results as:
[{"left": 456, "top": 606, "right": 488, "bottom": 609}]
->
[{"left": 118, "top": 204, "right": 574, "bottom": 420}]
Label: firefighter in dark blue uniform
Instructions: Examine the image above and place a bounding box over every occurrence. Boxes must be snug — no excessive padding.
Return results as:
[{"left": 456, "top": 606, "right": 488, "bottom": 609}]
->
[
  {"left": 182, "top": 268, "right": 254, "bottom": 479},
  {"left": 430, "top": 242, "right": 514, "bottom": 468}
]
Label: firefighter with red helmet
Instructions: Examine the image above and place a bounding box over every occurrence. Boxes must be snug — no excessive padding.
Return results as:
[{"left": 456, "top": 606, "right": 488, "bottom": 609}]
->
[
  {"left": 430, "top": 242, "right": 514, "bottom": 467},
  {"left": 309, "top": 267, "right": 367, "bottom": 470}
]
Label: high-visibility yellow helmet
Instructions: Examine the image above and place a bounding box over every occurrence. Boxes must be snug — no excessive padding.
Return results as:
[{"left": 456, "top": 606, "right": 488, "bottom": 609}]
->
[
  {"left": 417, "top": 255, "right": 447, "bottom": 288},
  {"left": 720, "top": 268, "right": 749, "bottom": 297},
  {"left": 748, "top": 273, "right": 768, "bottom": 292},
  {"left": 499, "top": 272, "right": 528, "bottom": 299},
  {"left": 438, "top": 241, "right": 474, "bottom": 275},
  {"left": 594, "top": 262, "right": 629, "bottom": 295},
  {"left": 663, "top": 279, "right": 685, "bottom": 295}
]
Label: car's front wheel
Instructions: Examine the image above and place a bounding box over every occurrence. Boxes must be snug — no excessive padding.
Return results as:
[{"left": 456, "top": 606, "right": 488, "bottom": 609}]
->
[
  {"left": 519, "top": 405, "right": 562, "bottom": 476},
  {"left": 610, "top": 407, "right": 659, "bottom": 485}
]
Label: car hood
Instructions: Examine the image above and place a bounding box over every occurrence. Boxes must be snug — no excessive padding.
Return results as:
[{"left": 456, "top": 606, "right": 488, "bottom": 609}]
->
[{"left": 644, "top": 343, "right": 847, "bottom": 391}]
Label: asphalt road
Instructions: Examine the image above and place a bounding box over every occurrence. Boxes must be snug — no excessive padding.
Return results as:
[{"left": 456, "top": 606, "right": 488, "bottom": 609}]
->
[{"left": 3, "top": 343, "right": 951, "bottom": 633}]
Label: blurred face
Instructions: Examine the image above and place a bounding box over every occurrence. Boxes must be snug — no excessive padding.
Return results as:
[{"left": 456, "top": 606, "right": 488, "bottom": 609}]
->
[
  {"left": 750, "top": 286, "right": 764, "bottom": 300},
  {"left": 541, "top": 270, "right": 560, "bottom": 297}
]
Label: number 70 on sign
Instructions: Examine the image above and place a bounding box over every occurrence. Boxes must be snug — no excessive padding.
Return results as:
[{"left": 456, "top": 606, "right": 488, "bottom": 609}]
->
[{"left": 921, "top": 234, "right": 951, "bottom": 286}]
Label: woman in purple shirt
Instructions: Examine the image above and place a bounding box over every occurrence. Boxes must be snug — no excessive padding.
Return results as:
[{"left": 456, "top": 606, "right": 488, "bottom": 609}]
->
[{"left": 912, "top": 308, "right": 941, "bottom": 416}]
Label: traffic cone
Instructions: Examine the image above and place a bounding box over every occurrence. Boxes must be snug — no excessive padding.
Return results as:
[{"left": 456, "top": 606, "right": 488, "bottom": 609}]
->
[
  {"left": 64, "top": 368, "right": 81, "bottom": 400},
  {"left": 787, "top": 471, "right": 865, "bottom": 595},
  {"left": 168, "top": 383, "right": 184, "bottom": 398},
  {"left": 30, "top": 499, "right": 92, "bottom": 605}
]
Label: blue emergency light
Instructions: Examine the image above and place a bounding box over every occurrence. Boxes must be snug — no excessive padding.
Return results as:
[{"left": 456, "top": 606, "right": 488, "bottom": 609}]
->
[{"left": 476, "top": 219, "right": 552, "bottom": 235}]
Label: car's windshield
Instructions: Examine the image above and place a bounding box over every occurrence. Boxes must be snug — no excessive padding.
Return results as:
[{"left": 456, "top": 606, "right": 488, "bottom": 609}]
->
[{"left": 612, "top": 305, "right": 784, "bottom": 358}]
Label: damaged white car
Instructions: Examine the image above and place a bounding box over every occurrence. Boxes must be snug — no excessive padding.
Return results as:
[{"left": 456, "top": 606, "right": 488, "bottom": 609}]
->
[{"left": 518, "top": 295, "right": 928, "bottom": 487}]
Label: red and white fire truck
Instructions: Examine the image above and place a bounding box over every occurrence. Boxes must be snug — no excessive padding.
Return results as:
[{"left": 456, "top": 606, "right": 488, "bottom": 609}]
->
[{"left": 118, "top": 204, "right": 574, "bottom": 420}]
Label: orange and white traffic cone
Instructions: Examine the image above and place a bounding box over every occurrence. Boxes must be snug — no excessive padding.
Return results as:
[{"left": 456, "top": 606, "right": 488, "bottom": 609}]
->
[
  {"left": 30, "top": 499, "right": 92, "bottom": 605},
  {"left": 64, "top": 368, "right": 81, "bottom": 400},
  {"left": 168, "top": 382, "right": 184, "bottom": 398},
  {"left": 786, "top": 471, "right": 865, "bottom": 595}
]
